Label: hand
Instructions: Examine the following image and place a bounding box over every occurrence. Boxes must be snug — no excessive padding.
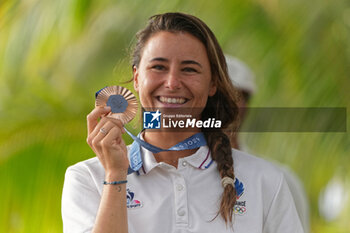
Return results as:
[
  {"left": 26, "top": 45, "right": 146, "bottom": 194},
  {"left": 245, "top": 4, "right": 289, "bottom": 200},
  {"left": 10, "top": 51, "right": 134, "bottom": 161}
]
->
[{"left": 86, "top": 106, "right": 129, "bottom": 177}]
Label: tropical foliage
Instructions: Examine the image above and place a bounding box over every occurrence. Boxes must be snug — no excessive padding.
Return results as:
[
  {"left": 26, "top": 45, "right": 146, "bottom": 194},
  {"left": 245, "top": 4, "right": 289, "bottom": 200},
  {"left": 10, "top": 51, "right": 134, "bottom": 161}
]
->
[{"left": 1, "top": 0, "right": 349, "bottom": 232}]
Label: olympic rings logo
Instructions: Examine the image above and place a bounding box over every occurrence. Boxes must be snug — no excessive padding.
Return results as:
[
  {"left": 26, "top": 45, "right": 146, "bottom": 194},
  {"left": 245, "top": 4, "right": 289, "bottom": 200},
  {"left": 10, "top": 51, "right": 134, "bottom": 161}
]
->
[{"left": 234, "top": 206, "right": 246, "bottom": 215}]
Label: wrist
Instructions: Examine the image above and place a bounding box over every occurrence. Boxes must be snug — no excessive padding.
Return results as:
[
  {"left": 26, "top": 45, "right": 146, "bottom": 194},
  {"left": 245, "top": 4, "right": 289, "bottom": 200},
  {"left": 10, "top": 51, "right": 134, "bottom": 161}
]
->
[
  {"left": 103, "top": 180, "right": 127, "bottom": 185},
  {"left": 105, "top": 171, "right": 128, "bottom": 181}
]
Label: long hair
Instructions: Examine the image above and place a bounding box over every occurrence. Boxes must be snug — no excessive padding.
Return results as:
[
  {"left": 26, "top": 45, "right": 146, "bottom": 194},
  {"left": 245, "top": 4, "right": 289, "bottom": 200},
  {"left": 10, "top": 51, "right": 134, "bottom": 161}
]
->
[{"left": 131, "top": 12, "right": 240, "bottom": 224}]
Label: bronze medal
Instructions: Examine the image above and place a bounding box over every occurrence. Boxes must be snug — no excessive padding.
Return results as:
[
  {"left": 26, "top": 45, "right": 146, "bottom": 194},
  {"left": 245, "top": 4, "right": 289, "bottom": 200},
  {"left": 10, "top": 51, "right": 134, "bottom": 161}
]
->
[{"left": 95, "top": 86, "right": 138, "bottom": 124}]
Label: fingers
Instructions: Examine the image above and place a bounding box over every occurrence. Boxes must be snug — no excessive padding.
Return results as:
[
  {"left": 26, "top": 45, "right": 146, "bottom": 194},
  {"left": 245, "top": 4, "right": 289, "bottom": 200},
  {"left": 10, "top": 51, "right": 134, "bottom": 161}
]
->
[
  {"left": 101, "top": 126, "right": 127, "bottom": 153},
  {"left": 87, "top": 106, "right": 111, "bottom": 134},
  {"left": 86, "top": 106, "right": 129, "bottom": 174},
  {"left": 90, "top": 121, "right": 119, "bottom": 147},
  {"left": 90, "top": 117, "right": 124, "bottom": 140},
  {"left": 87, "top": 117, "right": 125, "bottom": 155},
  {"left": 89, "top": 122, "right": 129, "bottom": 173},
  {"left": 101, "top": 127, "right": 129, "bottom": 171}
]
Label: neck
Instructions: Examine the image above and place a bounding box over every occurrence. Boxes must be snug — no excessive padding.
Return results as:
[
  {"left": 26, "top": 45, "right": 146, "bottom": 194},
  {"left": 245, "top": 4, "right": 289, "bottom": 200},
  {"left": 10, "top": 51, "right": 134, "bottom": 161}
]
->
[{"left": 143, "top": 130, "right": 201, "bottom": 168}]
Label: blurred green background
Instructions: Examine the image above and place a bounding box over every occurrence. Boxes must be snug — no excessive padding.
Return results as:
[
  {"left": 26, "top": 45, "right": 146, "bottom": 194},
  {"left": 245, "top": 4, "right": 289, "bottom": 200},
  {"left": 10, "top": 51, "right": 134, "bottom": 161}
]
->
[{"left": 1, "top": 0, "right": 349, "bottom": 232}]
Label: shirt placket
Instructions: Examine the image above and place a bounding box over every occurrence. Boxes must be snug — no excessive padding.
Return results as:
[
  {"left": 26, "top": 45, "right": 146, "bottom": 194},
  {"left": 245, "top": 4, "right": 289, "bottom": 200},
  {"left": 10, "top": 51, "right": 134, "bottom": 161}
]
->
[{"left": 173, "top": 160, "right": 189, "bottom": 227}]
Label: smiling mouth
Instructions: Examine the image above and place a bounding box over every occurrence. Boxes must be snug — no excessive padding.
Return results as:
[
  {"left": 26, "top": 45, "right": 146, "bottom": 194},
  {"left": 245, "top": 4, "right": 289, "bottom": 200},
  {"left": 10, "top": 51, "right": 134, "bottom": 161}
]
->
[{"left": 157, "top": 96, "right": 188, "bottom": 104}]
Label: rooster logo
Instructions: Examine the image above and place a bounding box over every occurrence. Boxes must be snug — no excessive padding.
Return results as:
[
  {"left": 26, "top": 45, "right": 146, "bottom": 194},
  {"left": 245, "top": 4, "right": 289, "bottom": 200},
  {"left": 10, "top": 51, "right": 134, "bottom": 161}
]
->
[{"left": 126, "top": 188, "right": 142, "bottom": 209}]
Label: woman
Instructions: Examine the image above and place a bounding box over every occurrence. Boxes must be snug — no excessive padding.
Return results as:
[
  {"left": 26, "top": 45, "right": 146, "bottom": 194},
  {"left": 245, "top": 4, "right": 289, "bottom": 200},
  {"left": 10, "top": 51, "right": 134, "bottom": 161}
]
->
[{"left": 62, "top": 12, "right": 303, "bottom": 233}]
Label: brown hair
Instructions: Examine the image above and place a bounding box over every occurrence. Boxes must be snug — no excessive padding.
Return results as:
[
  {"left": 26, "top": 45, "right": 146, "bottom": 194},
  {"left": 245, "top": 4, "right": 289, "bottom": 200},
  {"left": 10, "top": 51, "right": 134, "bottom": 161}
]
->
[{"left": 131, "top": 12, "right": 240, "bottom": 224}]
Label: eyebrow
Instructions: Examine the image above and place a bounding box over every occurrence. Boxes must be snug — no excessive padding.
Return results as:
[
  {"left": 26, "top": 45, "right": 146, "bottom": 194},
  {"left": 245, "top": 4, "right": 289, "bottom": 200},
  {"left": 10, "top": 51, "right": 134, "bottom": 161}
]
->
[
  {"left": 150, "top": 57, "right": 168, "bottom": 62},
  {"left": 149, "top": 57, "right": 202, "bottom": 68},
  {"left": 182, "top": 60, "right": 202, "bottom": 68}
]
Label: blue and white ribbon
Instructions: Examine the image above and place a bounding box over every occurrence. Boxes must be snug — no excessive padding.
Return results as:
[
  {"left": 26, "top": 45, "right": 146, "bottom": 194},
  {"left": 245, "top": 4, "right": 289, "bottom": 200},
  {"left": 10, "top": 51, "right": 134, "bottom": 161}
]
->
[{"left": 124, "top": 128, "right": 207, "bottom": 174}]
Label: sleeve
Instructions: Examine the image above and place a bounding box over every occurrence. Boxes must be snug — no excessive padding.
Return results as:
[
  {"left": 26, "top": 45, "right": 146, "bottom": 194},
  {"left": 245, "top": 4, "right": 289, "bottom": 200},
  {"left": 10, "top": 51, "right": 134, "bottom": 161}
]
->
[
  {"left": 279, "top": 166, "right": 310, "bottom": 233},
  {"left": 263, "top": 173, "right": 304, "bottom": 233},
  {"left": 61, "top": 165, "right": 101, "bottom": 233}
]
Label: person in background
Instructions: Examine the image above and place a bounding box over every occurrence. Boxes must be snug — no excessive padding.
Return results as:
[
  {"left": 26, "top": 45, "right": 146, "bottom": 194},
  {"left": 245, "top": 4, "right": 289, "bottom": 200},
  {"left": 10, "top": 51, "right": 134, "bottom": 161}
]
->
[{"left": 226, "top": 54, "right": 310, "bottom": 233}]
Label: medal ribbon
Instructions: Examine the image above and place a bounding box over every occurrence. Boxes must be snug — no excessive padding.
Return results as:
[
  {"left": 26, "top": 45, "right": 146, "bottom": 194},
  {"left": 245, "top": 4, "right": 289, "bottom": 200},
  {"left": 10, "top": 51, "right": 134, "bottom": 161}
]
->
[{"left": 124, "top": 128, "right": 207, "bottom": 174}]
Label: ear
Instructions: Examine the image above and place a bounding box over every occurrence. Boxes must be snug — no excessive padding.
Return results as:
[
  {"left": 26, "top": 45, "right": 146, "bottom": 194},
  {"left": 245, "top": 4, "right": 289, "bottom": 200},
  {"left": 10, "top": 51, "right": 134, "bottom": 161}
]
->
[
  {"left": 208, "top": 80, "right": 217, "bottom": 97},
  {"left": 133, "top": 66, "right": 139, "bottom": 92}
]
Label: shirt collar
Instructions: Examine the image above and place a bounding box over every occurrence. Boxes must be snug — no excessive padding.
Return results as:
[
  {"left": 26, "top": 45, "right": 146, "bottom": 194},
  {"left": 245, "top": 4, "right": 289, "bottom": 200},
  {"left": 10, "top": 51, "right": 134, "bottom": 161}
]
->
[{"left": 138, "top": 138, "right": 214, "bottom": 175}]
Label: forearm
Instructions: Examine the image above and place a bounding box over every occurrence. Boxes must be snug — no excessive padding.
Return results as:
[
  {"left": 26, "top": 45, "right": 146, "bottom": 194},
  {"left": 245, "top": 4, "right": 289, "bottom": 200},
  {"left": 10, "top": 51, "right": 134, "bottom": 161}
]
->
[
  {"left": 87, "top": 107, "right": 130, "bottom": 233},
  {"left": 92, "top": 174, "right": 128, "bottom": 233}
]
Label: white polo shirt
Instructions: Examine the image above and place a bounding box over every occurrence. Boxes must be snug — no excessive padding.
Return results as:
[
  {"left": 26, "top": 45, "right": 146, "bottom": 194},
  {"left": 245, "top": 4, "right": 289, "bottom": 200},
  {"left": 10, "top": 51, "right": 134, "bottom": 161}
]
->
[{"left": 62, "top": 146, "right": 304, "bottom": 233}]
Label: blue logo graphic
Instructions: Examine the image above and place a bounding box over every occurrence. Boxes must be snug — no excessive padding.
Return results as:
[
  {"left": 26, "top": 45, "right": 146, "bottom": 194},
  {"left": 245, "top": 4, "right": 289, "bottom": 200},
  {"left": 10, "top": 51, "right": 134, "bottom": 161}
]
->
[
  {"left": 126, "top": 188, "right": 142, "bottom": 209},
  {"left": 143, "top": 110, "right": 161, "bottom": 129},
  {"left": 235, "top": 178, "right": 244, "bottom": 199}
]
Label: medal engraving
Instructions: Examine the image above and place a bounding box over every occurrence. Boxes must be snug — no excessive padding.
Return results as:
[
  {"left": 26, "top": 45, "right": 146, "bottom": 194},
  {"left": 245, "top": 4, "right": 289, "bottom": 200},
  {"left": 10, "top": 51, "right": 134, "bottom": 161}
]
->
[
  {"left": 107, "top": 95, "right": 128, "bottom": 113},
  {"left": 95, "top": 86, "right": 138, "bottom": 124}
]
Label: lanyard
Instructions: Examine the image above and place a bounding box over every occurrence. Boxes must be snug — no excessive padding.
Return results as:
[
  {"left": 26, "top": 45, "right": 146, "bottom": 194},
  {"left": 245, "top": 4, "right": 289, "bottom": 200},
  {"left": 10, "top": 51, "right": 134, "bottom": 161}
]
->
[{"left": 124, "top": 128, "right": 207, "bottom": 174}]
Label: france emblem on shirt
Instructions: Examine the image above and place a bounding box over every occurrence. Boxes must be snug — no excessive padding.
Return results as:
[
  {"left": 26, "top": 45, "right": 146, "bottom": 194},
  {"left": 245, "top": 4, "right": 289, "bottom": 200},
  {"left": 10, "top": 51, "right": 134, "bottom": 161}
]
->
[
  {"left": 234, "top": 178, "right": 247, "bottom": 215},
  {"left": 126, "top": 188, "right": 142, "bottom": 209},
  {"left": 143, "top": 110, "right": 161, "bottom": 129}
]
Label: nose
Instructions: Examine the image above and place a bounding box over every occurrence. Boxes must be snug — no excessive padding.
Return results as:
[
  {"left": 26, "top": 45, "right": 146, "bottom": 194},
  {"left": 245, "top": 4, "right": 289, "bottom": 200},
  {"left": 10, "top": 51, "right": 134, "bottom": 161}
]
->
[{"left": 165, "top": 69, "right": 182, "bottom": 90}]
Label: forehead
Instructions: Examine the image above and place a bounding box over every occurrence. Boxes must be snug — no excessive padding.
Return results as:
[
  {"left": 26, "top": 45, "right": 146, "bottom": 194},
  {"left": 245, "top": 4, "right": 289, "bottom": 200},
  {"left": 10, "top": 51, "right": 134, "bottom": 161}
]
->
[{"left": 140, "top": 31, "right": 210, "bottom": 65}]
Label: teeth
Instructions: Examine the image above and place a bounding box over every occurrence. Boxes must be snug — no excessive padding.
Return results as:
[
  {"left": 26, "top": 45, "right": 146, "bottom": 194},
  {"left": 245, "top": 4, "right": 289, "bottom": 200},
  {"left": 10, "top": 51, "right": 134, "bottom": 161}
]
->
[{"left": 159, "top": 96, "right": 186, "bottom": 104}]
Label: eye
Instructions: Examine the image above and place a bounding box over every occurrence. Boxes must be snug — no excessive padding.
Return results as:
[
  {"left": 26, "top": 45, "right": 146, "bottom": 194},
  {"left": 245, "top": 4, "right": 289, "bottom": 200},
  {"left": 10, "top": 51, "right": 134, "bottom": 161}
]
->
[
  {"left": 182, "top": 67, "right": 198, "bottom": 73},
  {"left": 151, "top": 65, "right": 166, "bottom": 71}
]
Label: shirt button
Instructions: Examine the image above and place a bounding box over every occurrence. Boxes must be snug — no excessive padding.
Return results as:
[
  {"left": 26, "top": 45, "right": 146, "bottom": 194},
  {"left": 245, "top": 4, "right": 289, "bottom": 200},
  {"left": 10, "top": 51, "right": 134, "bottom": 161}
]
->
[
  {"left": 182, "top": 161, "right": 187, "bottom": 167},
  {"left": 176, "top": 184, "right": 184, "bottom": 191},
  {"left": 177, "top": 209, "right": 186, "bottom": 216}
]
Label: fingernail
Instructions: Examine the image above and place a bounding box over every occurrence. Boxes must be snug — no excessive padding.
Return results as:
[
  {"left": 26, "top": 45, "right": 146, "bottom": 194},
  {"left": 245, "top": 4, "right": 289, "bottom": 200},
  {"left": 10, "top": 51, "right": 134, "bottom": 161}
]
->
[{"left": 104, "top": 106, "right": 111, "bottom": 111}]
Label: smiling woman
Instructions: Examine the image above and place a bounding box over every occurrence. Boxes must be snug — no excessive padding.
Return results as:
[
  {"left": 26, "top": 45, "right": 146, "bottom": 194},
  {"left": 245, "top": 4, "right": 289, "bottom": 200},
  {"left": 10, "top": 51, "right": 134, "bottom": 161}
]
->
[
  {"left": 61, "top": 12, "right": 304, "bottom": 233},
  {"left": 133, "top": 31, "right": 216, "bottom": 111}
]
